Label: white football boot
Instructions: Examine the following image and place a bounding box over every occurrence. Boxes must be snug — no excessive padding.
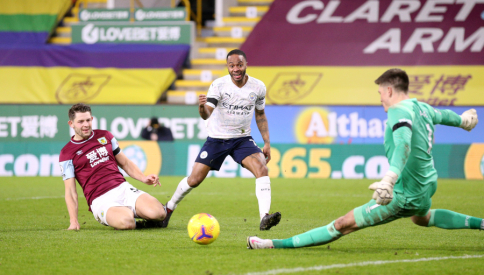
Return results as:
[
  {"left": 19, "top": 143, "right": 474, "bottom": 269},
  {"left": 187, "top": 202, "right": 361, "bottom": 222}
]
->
[{"left": 247, "top": 236, "right": 274, "bottom": 249}]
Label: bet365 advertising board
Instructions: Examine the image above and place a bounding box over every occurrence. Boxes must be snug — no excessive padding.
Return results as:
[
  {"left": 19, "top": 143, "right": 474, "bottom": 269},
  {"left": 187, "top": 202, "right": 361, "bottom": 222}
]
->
[
  {"left": 1, "top": 105, "right": 483, "bottom": 179},
  {"left": 1, "top": 141, "right": 483, "bottom": 180}
]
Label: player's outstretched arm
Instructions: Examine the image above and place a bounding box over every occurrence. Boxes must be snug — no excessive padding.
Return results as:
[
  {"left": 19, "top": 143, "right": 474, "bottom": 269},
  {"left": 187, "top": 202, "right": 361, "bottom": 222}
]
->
[
  {"left": 427, "top": 106, "right": 478, "bottom": 131},
  {"left": 115, "top": 151, "right": 160, "bottom": 186},
  {"left": 460, "top": 109, "right": 478, "bottom": 131},
  {"left": 64, "top": 178, "right": 80, "bottom": 230},
  {"left": 255, "top": 109, "right": 271, "bottom": 163},
  {"left": 198, "top": 94, "right": 214, "bottom": 120}
]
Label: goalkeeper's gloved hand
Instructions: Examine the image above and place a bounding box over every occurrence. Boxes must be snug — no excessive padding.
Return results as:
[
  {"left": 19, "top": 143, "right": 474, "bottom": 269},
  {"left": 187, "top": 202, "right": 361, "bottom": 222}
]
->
[
  {"left": 368, "top": 171, "right": 398, "bottom": 205},
  {"left": 460, "top": 109, "right": 478, "bottom": 132}
]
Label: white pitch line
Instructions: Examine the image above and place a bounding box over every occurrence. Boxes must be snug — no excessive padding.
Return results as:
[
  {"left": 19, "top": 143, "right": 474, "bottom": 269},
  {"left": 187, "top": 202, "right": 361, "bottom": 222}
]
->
[
  {"left": 2, "top": 195, "right": 67, "bottom": 201},
  {"left": 243, "top": 255, "right": 484, "bottom": 275},
  {"left": 1, "top": 191, "right": 171, "bottom": 201}
]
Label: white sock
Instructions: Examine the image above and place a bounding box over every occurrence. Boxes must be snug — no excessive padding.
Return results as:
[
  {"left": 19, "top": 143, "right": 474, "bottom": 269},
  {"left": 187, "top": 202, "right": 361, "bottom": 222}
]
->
[
  {"left": 167, "top": 177, "right": 193, "bottom": 210},
  {"left": 256, "top": 176, "right": 271, "bottom": 221}
]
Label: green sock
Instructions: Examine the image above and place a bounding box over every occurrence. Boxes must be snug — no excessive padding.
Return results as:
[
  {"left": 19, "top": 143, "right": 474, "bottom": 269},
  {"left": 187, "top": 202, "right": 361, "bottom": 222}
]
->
[
  {"left": 428, "top": 209, "right": 483, "bottom": 229},
  {"left": 272, "top": 221, "right": 342, "bottom": 248}
]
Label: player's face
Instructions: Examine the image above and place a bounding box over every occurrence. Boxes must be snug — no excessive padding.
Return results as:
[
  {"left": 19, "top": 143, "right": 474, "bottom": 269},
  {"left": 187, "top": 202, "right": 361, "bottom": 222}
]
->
[
  {"left": 227, "top": 54, "right": 247, "bottom": 84},
  {"left": 69, "top": 112, "right": 93, "bottom": 139},
  {"left": 378, "top": 85, "right": 392, "bottom": 112}
]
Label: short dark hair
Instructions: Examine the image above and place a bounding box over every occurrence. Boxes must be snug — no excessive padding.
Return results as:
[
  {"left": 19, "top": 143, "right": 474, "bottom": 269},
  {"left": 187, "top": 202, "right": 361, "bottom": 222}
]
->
[
  {"left": 226, "top": 49, "right": 247, "bottom": 62},
  {"left": 374, "top": 68, "right": 409, "bottom": 93},
  {"left": 68, "top": 103, "right": 92, "bottom": 121},
  {"left": 150, "top": 117, "right": 160, "bottom": 128}
]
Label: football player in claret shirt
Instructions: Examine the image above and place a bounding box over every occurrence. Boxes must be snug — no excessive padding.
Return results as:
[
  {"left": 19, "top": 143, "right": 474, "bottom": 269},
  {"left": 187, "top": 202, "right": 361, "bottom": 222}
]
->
[
  {"left": 247, "top": 68, "right": 483, "bottom": 249},
  {"left": 59, "top": 103, "right": 166, "bottom": 230}
]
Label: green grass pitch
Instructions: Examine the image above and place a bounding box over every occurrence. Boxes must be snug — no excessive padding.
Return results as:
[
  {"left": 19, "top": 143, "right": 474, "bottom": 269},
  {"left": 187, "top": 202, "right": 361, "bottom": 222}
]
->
[{"left": 1, "top": 177, "right": 483, "bottom": 274}]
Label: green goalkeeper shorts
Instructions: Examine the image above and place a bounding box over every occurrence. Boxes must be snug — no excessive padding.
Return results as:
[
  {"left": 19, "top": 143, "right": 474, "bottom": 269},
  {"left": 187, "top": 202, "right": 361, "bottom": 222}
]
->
[{"left": 353, "top": 182, "right": 437, "bottom": 228}]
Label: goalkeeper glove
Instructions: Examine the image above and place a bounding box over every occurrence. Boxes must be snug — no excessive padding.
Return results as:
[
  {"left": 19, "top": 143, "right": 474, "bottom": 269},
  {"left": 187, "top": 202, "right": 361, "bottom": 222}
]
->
[
  {"left": 368, "top": 171, "right": 398, "bottom": 205},
  {"left": 460, "top": 109, "right": 478, "bottom": 132}
]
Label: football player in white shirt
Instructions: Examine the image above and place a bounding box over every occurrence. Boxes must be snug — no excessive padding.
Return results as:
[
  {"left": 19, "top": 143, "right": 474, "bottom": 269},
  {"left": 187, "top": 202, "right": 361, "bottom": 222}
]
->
[{"left": 163, "top": 49, "right": 281, "bottom": 230}]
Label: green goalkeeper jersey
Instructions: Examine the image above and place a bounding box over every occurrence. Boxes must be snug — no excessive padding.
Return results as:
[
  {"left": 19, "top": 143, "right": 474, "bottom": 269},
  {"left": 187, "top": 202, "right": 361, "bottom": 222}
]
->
[{"left": 384, "top": 98, "right": 462, "bottom": 198}]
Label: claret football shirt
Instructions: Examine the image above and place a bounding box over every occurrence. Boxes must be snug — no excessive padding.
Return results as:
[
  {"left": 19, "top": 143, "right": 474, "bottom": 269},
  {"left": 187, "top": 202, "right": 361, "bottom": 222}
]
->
[{"left": 59, "top": 130, "right": 125, "bottom": 210}]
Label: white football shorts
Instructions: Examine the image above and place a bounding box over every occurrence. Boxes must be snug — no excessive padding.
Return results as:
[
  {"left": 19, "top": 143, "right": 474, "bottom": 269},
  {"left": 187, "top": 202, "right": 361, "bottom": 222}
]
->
[{"left": 91, "top": 182, "right": 146, "bottom": 226}]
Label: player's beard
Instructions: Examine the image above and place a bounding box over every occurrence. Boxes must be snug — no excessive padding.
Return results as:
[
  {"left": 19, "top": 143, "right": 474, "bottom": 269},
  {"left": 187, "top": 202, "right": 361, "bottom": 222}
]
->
[
  {"left": 75, "top": 126, "right": 92, "bottom": 139},
  {"left": 230, "top": 69, "right": 246, "bottom": 84}
]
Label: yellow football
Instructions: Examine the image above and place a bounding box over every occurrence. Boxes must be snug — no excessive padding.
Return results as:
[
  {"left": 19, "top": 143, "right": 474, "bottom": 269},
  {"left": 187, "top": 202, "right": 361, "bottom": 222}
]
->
[{"left": 187, "top": 213, "right": 220, "bottom": 245}]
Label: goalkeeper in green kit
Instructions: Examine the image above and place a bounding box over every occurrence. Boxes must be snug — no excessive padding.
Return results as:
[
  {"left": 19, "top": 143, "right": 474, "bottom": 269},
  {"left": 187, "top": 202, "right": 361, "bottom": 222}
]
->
[{"left": 247, "top": 68, "right": 481, "bottom": 250}]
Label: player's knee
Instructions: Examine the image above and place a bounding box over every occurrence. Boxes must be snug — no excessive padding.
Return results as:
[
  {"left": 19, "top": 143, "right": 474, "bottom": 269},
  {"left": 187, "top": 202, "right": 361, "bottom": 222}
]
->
[
  {"left": 334, "top": 216, "right": 348, "bottom": 231},
  {"left": 253, "top": 164, "right": 268, "bottom": 178},
  {"left": 117, "top": 216, "right": 136, "bottom": 230},
  {"left": 145, "top": 205, "right": 166, "bottom": 221},
  {"left": 334, "top": 215, "right": 358, "bottom": 234},
  {"left": 411, "top": 216, "right": 429, "bottom": 227},
  {"left": 187, "top": 175, "right": 204, "bottom": 187}
]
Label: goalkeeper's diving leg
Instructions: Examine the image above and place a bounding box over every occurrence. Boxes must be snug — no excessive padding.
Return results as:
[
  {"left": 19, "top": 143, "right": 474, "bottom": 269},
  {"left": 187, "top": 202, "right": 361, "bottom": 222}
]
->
[
  {"left": 412, "top": 210, "right": 484, "bottom": 230},
  {"left": 247, "top": 210, "right": 358, "bottom": 249},
  {"left": 247, "top": 192, "right": 407, "bottom": 249}
]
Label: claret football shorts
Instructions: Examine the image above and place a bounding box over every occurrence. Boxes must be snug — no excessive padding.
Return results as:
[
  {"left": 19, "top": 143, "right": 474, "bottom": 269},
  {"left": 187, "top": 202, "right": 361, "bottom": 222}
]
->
[{"left": 91, "top": 182, "right": 146, "bottom": 226}]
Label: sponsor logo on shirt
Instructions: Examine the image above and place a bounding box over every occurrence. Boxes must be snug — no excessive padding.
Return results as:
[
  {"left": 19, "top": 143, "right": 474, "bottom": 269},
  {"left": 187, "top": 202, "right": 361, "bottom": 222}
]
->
[
  {"left": 90, "top": 157, "right": 109, "bottom": 168},
  {"left": 222, "top": 103, "right": 254, "bottom": 115},
  {"left": 76, "top": 150, "right": 83, "bottom": 155},
  {"left": 98, "top": 137, "right": 108, "bottom": 145},
  {"left": 221, "top": 103, "right": 254, "bottom": 111},
  {"left": 86, "top": 146, "right": 110, "bottom": 168}
]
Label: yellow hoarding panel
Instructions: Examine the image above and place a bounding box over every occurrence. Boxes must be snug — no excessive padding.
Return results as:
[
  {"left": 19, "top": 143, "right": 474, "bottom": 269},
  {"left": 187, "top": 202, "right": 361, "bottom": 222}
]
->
[
  {"left": 247, "top": 66, "right": 484, "bottom": 106},
  {"left": 118, "top": 141, "right": 162, "bottom": 176},
  {"left": 0, "top": 66, "right": 176, "bottom": 104},
  {"left": 465, "top": 143, "right": 484, "bottom": 180},
  {"left": 0, "top": 0, "right": 71, "bottom": 15}
]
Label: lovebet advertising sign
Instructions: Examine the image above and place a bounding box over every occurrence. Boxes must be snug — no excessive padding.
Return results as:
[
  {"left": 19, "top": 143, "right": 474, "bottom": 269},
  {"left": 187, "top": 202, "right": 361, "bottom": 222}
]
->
[
  {"left": 134, "top": 8, "right": 186, "bottom": 21},
  {"left": 72, "top": 22, "right": 193, "bottom": 44},
  {"left": 79, "top": 9, "right": 130, "bottom": 21},
  {"left": 78, "top": 8, "right": 186, "bottom": 22}
]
